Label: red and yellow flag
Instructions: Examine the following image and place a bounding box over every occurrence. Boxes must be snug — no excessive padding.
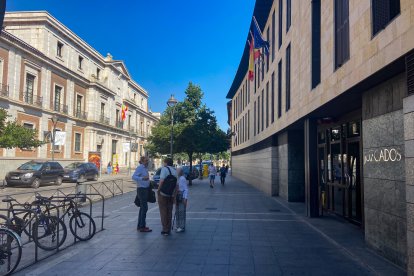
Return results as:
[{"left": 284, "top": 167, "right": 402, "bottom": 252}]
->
[
  {"left": 121, "top": 104, "right": 128, "bottom": 121},
  {"left": 248, "top": 34, "right": 254, "bottom": 81}
]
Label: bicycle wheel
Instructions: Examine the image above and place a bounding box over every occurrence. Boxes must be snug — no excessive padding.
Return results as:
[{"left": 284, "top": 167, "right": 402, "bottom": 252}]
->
[
  {"left": 32, "top": 216, "right": 67, "bottom": 251},
  {"left": 0, "top": 228, "right": 22, "bottom": 276},
  {"left": 69, "top": 212, "right": 96, "bottom": 241}
]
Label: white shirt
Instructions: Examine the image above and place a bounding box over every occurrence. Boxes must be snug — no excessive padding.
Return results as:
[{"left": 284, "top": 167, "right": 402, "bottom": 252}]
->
[
  {"left": 208, "top": 166, "right": 216, "bottom": 176},
  {"left": 160, "top": 166, "right": 177, "bottom": 180},
  {"left": 178, "top": 176, "right": 189, "bottom": 199}
]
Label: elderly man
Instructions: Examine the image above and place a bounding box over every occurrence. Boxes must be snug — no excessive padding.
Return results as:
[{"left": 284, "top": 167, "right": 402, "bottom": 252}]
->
[{"left": 132, "top": 156, "right": 152, "bottom": 232}]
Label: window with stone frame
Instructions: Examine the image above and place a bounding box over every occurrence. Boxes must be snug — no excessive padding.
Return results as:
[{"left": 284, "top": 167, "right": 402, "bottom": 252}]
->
[
  {"left": 25, "top": 74, "right": 35, "bottom": 104},
  {"left": 76, "top": 94, "right": 83, "bottom": 116},
  {"left": 57, "top": 41, "right": 63, "bottom": 57},
  {"left": 78, "top": 56, "right": 83, "bottom": 70},
  {"left": 96, "top": 68, "right": 101, "bottom": 80},
  {"left": 372, "top": 0, "right": 400, "bottom": 36},
  {"left": 54, "top": 85, "right": 62, "bottom": 112},
  {"left": 74, "top": 132, "right": 81, "bottom": 152}
]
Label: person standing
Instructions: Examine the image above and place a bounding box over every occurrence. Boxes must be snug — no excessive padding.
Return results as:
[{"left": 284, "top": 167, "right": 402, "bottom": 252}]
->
[
  {"left": 219, "top": 163, "right": 227, "bottom": 185},
  {"left": 158, "top": 158, "right": 177, "bottom": 236},
  {"left": 208, "top": 163, "right": 217, "bottom": 188},
  {"left": 107, "top": 162, "right": 112, "bottom": 175},
  {"left": 175, "top": 168, "right": 189, "bottom": 233},
  {"left": 132, "top": 157, "right": 152, "bottom": 232}
]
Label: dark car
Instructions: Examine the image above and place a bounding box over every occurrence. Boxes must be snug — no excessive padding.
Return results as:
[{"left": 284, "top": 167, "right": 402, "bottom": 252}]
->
[
  {"left": 181, "top": 165, "right": 199, "bottom": 180},
  {"left": 150, "top": 168, "right": 161, "bottom": 188},
  {"left": 4, "top": 160, "right": 64, "bottom": 188},
  {"left": 63, "top": 162, "right": 99, "bottom": 183}
]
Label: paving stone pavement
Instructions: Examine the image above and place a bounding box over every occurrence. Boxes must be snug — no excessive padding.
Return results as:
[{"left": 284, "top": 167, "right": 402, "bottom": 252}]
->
[{"left": 14, "top": 175, "right": 406, "bottom": 276}]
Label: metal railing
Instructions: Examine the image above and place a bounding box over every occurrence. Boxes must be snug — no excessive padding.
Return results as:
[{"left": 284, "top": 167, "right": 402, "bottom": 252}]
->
[
  {"left": 0, "top": 178, "right": 126, "bottom": 274},
  {"left": 116, "top": 121, "right": 123, "bottom": 128},
  {"left": 21, "top": 92, "right": 43, "bottom": 107},
  {"left": 53, "top": 104, "right": 68, "bottom": 115},
  {"left": 99, "top": 115, "right": 110, "bottom": 125},
  {"left": 75, "top": 110, "right": 88, "bottom": 120},
  {"left": 0, "top": 83, "right": 9, "bottom": 97}
]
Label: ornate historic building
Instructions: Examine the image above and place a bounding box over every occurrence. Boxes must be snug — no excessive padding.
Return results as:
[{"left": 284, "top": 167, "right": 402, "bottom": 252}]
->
[{"left": 0, "top": 11, "right": 159, "bottom": 176}]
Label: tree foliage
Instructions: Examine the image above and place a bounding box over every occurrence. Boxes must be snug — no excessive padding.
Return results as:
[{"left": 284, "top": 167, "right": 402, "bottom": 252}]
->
[
  {"left": 147, "top": 82, "right": 229, "bottom": 183},
  {"left": 0, "top": 108, "right": 44, "bottom": 149}
]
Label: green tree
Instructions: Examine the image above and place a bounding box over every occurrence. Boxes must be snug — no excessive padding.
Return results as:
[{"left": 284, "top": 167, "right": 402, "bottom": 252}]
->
[
  {"left": 147, "top": 82, "right": 229, "bottom": 184},
  {"left": 0, "top": 108, "right": 44, "bottom": 149}
]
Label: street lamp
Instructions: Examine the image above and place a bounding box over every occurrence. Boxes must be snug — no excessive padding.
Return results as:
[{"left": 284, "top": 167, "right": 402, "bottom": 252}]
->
[
  {"left": 51, "top": 114, "right": 59, "bottom": 161},
  {"left": 167, "top": 94, "right": 178, "bottom": 160}
]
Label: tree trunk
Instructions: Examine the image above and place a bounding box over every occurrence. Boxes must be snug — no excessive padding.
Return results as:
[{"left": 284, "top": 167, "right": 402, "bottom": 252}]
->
[{"left": 188, "top": 151, "right": 193, "bottom": 186}]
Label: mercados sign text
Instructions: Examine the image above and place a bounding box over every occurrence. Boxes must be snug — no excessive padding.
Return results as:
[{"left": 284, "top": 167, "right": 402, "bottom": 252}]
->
[{"left": 364, "top": 148, "right": 402, "bottom": 164}]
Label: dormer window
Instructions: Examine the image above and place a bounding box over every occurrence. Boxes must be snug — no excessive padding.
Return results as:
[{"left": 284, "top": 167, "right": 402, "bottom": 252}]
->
[
  {"left": 78, "top": 56, "right": 83, "bottom": 70},
  {"left": 57, "top": 42, "right": 63, "bottom": 58}
]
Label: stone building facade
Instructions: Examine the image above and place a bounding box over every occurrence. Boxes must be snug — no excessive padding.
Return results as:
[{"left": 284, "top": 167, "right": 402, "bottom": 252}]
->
[
  {"left": 227, "top": 0, "right": 414, "bottom": 271},
  {"left": 0, "top": 11, "right": 159, "bottom": 178}
]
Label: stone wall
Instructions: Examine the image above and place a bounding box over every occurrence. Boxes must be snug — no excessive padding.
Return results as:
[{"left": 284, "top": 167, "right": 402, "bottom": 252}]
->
[
  {"left": 403, "top": 93, "right": 414, "bottom": 274},
  {"left": 362, "top": 74, "right": 407, "bottom": 267},
  {"left": 278, "top": 131, "right": 305, "bottom": 202},
  {"left": 232, "top": 147, "right": 278, "bottom": 196}
]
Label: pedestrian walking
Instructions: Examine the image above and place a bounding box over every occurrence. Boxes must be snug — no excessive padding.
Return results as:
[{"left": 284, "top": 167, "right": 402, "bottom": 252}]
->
[
  {"left": 175, "top": 168, "right": 188, "bottom": 233},
  {"left": 157, "top": 158, "right": 178, "bottom": 236},
  {"left": 115, "top": 163, "right": 119, "bottom": 174},
  {"left": 132, "top": 157, "right": 152, "bottom": 232},
  {"left": 219, "top": 163, "right": 227, "bottom": 185},
  {"left": 208, "top": 163, "right": 217, "bottom": 188},
  {"left": 107, "top": 162, "right": 112, "bottom": 175}
]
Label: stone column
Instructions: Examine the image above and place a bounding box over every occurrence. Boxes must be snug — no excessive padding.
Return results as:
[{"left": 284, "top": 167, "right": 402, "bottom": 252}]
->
[{"left": 404, "top": 94, "right": 414, "bottom": 274}]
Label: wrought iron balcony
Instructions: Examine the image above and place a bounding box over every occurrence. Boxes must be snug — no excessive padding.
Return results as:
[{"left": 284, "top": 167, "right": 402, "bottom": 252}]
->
[
  {"left": 99, "top": 115, "right": 110, "bottom": 125},
  {"left": 0, "top": 83, "right": 9, "bottom": 98},
  {"left": 21, "top": 91, "right": 42, "bottom": 108},
  {"left": 53, "top": 104, "right": 68, "bottom": 115},
  {"left": 75, "top": 110, "right": 88, "bottom": 120},
  {"left": 128, "top": 126, "right": 135, "bottom": 133},
  {"left": 116, "top": 121, "right": 123, "bottom": 128}
]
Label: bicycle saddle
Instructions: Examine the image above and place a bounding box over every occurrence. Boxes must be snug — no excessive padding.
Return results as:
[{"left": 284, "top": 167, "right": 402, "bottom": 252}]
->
[{"left": 2, "top": 198, "right": 16, "bottom": 203}]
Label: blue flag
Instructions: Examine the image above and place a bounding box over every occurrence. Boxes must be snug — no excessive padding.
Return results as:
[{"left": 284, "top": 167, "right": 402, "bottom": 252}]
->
[{"left": 252, "top": 16, "right": 270, "bottom": 55}]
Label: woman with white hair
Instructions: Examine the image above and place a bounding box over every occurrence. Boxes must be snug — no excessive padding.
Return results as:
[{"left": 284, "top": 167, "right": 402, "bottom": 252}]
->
[{"left": 175, "top": 167, "right": 188, "bottom": 233}]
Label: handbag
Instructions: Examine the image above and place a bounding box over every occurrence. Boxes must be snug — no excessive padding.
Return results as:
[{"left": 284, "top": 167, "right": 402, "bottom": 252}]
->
[
  {"left": 134, "top": 192, "right": 140, "bottom": 207},
  {"left": 148, "top": 188, "right": 156, "bottom": 203}
]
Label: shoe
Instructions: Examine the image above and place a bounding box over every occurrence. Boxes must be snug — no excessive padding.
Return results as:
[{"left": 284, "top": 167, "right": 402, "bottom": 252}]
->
[
  {"left": 161, "top": 231, "right": 170, "bottom": 236},
  {"left": 140, "top": 227, "right": 152, "bottom": 232},
  {"left": 176, "top": 227, "right": 185, "bottom": 233},
  {"left": 210, "top": 185, "right": 213, "bottom": 188}
]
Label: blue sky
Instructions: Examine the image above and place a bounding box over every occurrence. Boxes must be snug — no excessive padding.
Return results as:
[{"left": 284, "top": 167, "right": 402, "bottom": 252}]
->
[{"left": 7, "top": 0, "right": 255, "bottom": 130}]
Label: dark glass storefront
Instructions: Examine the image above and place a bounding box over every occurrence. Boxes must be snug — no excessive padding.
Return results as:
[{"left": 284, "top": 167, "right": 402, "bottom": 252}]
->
[{"left": 317, "top": 119, "right": 363, "bottom": 225}]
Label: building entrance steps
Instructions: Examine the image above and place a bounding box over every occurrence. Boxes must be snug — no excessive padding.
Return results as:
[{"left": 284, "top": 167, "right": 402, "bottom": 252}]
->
[{"left": 15, "top": 175, "right": 405, "bottom": 276}]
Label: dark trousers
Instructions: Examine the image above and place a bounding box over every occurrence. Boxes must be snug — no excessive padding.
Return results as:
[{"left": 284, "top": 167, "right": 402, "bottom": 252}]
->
[
  {"left": 158, "top": 193, "right": 174, "bottom": 232},
  {"left": 137, "top": 188, "right": 149, "bottom": 228},
  {"left": 220, "top": 174, "right": 226, "bottom": 184}
]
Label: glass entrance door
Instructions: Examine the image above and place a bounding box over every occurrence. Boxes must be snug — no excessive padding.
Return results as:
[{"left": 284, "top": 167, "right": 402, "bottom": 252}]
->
[{"left": 345, "top": 141, "right": 362, "bottom": 223}]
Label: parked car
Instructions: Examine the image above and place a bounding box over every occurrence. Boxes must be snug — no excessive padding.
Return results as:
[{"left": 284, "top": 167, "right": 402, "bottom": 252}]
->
[
  {"left": 181, "top": 165, "right": 199, "bottom": 180},
  {"left": 63, "top": 162, "right": 99, "bottom": 183},
  {"left": 150, "top": 168, "right": 161, "bottom": 188},
  {"left": 4, "top": 160, "right": 64, "bottom": 188}
]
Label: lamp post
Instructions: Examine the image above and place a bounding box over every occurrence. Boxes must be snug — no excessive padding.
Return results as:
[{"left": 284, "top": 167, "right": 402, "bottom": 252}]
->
[
  {"left": 167, "top": 94, "right": 178, "bottom": 160},
  {"left": 51, "top": 114, "right": 59, "bottom": 161}
]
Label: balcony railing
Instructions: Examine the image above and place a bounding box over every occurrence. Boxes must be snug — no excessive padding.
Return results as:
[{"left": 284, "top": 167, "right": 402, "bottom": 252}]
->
[
  {"left": 116, "top": 121, "right": 123, "bottom": 128},
  {"left": 0, "top": 83, "right": 9, "bottom": 98},
  {"left": 128, "top": 126, "right": 135, "bottom": 133},
  {"left": 75, "top": 110, "right": 88, "bottom": 120},
  {"left": 53, "top": 104, "right": 68, "bottom": 115},
  {"left": 20, "top": 91, "right": 42, "bottom": 108},
  {"left": 99, "top": 115, "right": 110, "bottom": 125}
]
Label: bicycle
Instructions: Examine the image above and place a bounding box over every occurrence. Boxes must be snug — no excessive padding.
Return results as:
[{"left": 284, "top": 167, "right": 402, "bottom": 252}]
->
[
  {"left": 1, "top": 197, "right": 67, "bottom": 251},
  {"left": 56, "top": 194, "right": 96, "bottom": 241},
  {"left": 0, "top": 227, "right": 22, "bottom": 276}
]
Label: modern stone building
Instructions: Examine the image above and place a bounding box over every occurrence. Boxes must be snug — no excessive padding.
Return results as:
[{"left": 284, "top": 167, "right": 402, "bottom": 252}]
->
[
  {"left": 227, "top": 0, "right": 414, "bottom": 272},
  {"left": 0, "top": 11, "right": 159, "bottom": 178}
]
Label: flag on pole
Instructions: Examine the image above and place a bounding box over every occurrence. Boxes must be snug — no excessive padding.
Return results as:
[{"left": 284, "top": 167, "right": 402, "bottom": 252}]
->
[
  {"left": 121, "top": 104, "right": 128, "bottom": 121},
  {"left": 252, "top": 16, "right": 270, "bottom": 55},
  {"left": 248, "top": 34, "right": 254, "bottom": 81}
]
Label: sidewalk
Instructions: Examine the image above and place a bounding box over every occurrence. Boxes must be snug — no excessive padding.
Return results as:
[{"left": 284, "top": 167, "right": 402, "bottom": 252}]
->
[{"left": 15, "top": 175, "right": 405, "bottom": 276}]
